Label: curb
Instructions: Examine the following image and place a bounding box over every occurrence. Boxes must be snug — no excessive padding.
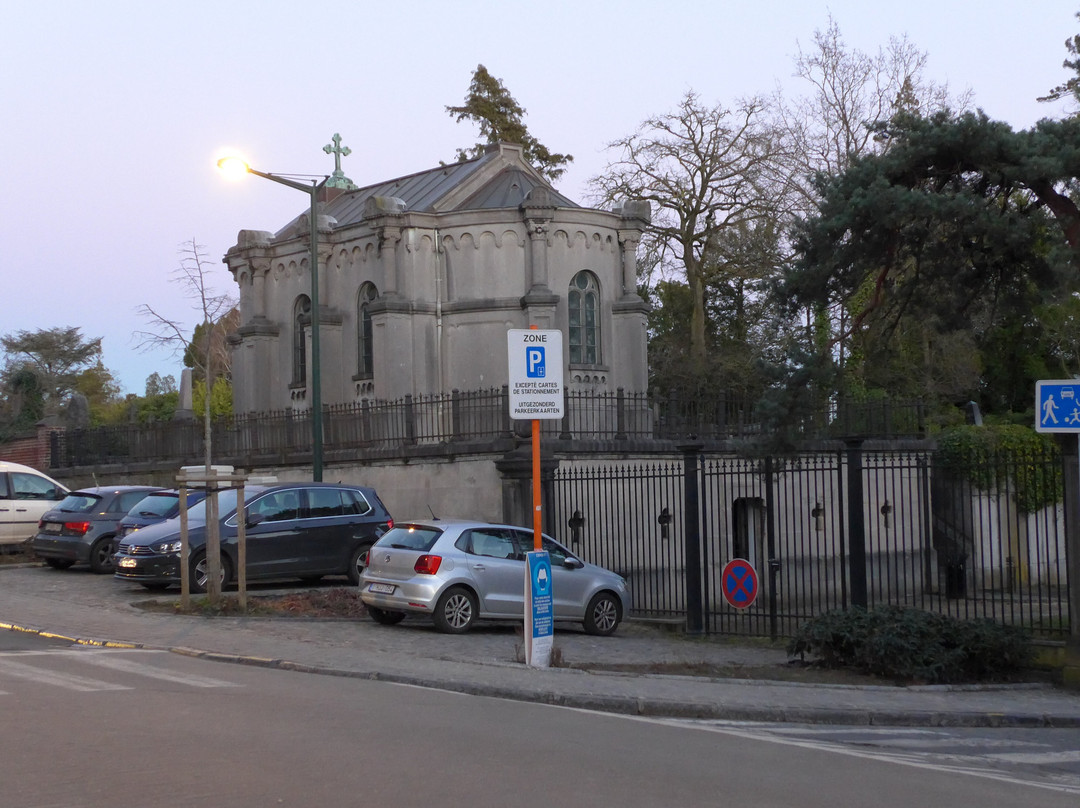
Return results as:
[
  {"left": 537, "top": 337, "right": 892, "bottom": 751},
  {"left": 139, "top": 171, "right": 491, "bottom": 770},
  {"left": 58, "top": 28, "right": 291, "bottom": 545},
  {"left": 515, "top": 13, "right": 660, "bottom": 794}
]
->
[{"left": 4, "top": 620, "right": 1077, "bottom": 728}]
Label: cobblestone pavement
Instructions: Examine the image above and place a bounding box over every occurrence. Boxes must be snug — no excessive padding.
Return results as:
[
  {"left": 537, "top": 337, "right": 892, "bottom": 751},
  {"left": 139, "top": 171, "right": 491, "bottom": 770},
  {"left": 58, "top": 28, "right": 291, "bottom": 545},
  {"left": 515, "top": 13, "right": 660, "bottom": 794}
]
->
[{"left": 3, "top": 564, "right": 1080, "bottom": 727}]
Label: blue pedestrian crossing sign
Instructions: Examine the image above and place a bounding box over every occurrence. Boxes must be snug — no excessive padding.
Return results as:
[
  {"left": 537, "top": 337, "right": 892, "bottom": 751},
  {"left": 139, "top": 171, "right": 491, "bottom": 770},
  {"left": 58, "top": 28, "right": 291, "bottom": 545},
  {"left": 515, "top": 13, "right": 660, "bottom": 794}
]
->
[{"left": 1036, "top": 380, "right": 1080, "bottom": 432}]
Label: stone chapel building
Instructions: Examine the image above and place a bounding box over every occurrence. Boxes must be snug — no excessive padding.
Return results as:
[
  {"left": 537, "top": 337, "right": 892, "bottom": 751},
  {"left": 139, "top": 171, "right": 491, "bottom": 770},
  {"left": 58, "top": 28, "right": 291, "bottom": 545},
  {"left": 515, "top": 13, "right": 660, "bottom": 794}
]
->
[{"left": 223, "top": 141, "right": 650, "bottom": 413}]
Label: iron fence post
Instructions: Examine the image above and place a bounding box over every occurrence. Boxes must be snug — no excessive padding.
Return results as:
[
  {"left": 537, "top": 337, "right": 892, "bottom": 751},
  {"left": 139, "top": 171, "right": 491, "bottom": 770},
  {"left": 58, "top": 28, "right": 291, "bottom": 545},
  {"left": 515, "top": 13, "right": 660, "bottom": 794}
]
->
[
  {"left": 680, "top": 442, "right": 705, "bottom": 635},
  {"left": 1062, "top": 440, "right": 1080, "bottom": 687},
  {"left": 765, "top": 455, "right": 779, "bottom": 640},
  {"left": 615, "top": 388, "right": 627, "bottom": 440},
  {"left": 404, "top": 394, "right": 416, "bottom": 445},
  {"left": 846, "top": 438, "right": 868, "bottom": 608}
]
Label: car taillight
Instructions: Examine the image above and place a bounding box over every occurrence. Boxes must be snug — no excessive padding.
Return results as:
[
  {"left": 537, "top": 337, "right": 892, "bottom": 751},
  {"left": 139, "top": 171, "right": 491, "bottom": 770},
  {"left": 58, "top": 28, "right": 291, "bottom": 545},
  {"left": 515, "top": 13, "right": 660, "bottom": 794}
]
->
[
  {"left": 386, "top": 518, "right": 394, "bottom": 530},
  {"left": 414, "top": 555, "right": 442, "bottom": 575},
  {"left": 63, "top": 521, "right": 91, "bottom": 536}
]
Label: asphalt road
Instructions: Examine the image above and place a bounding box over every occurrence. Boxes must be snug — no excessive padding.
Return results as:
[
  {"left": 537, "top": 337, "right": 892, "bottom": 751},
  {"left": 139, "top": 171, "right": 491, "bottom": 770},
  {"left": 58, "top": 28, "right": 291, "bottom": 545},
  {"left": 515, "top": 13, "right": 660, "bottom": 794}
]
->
[{"left": 2, "top": 647, "right": 1079, "bottom": 807}]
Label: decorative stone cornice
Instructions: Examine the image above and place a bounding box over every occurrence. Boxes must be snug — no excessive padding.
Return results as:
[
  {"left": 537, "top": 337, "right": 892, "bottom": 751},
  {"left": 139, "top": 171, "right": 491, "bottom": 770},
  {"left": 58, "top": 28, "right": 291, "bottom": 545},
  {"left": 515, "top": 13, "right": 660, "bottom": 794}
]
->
[{"left": 236, "top": 317, "right": 280, "bottom": 338}]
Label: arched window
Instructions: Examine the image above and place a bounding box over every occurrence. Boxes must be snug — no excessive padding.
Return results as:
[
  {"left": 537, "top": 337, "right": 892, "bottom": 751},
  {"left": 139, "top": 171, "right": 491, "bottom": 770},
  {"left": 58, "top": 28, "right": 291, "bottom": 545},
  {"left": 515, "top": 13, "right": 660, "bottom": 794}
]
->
[
  {"left": 356, "top": 283, "right": 378, "bottom": 378},
  {"left": 568, "top": 271, "right": 600, "bottom": 365},
  {"left": 292, "top": 295, "right": 311, "bottom": 385}
]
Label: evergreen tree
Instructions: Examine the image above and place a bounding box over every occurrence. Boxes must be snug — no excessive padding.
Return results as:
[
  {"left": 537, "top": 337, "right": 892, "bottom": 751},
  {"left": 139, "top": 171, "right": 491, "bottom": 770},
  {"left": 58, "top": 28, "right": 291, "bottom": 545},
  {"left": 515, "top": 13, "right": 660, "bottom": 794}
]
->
[{"left": 447, "top": 64, "right": 573, "bottom": 182}]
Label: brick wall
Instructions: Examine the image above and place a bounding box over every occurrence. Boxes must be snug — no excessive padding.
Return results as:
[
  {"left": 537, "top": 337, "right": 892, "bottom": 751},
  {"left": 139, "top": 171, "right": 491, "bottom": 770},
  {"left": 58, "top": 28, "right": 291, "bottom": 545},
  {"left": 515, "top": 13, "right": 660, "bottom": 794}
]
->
[{"left": 0, "top": 423, "right": 64, "bottom": 470}]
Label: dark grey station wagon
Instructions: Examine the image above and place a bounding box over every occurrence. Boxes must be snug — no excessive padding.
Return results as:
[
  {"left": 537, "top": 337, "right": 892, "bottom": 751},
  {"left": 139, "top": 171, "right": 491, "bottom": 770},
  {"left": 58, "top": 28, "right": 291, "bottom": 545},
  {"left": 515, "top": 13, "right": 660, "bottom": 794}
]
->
[{"left": 113, "top": 482, "right": 393, "bottom": 592}]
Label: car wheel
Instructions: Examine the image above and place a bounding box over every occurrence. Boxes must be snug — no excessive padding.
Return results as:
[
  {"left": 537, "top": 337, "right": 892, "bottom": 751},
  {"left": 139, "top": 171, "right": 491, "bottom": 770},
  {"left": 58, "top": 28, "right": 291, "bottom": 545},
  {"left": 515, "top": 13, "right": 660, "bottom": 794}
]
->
[
  {"left": 44, "top": 558, "right": 74, "bottom": 570},
  {"left": 367, "top": 605, "right": 406, "bottom": 626},
  {"left": 583, "top": 591, "right": 621, "bottom": 636},
  {"left": 347, "top": 543, "right": 373, "bottom": 586},
  {"left": 89, "top": 537, "right": 117, "bottom": 574},
  {"left": 190, "top": 552, "right": 231, "bottom": 594},
  {"left": 433, "top": 586, "right": 477, "bottom": 634}
]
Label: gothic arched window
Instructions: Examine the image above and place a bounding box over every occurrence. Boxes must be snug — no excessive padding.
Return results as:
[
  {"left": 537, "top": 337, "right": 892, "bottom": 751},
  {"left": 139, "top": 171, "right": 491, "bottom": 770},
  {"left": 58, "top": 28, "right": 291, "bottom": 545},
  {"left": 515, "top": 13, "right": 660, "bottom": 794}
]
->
[
  {"left": 292, "top": 295, "right": 311, "bottom": 385},
  {"left": 568, "top": 271, "right": 600, "bottom": 365},
  {"left": 356, "top": 282, "right": 378, "bottom": 378}
]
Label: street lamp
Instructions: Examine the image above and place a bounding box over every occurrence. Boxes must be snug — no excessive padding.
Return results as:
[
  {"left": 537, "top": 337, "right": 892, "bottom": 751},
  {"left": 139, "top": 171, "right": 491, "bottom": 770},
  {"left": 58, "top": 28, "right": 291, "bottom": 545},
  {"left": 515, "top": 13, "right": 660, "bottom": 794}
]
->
[{"left": 217, "top": 156, "right": 326, "bottom": 481}]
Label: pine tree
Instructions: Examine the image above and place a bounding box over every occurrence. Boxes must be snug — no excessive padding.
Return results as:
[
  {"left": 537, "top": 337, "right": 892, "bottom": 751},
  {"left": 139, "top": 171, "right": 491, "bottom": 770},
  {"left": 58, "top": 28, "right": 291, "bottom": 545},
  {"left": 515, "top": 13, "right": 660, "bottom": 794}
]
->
[{"left": 446, "top": 64, "right": 573, "bottom": 182}]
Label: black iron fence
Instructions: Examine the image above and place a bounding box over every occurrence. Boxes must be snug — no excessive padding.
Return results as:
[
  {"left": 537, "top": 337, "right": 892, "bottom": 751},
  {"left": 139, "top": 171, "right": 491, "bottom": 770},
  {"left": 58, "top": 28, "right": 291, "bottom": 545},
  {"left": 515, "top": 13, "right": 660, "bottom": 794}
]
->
[
  {"left": 545, "top": 443, "right": 1070, "bottom": 639},
  {"left": 49, "top": 388, "right": 928, "bottom": 469}
]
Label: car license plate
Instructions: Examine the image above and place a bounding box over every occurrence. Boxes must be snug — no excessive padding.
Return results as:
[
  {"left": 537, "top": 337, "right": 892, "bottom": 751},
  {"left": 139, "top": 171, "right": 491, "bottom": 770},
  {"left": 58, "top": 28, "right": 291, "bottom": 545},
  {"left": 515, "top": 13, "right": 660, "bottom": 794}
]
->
[
  {"left": 368, "top": 583, "right": 395, "bottom": 594},
  {"left": 119, "top": 558, "right": 137, "bottom": 568}
]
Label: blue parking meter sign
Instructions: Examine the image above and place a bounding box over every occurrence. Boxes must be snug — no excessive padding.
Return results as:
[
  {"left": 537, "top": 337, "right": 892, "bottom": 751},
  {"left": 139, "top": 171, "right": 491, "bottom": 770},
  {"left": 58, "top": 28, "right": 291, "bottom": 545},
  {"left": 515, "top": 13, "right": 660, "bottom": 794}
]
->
[
  {"left": 1036, "top": 380, "right": 1080, "bottom": 432},
  {"left": 525, "top": 551, "right": 553, "bottom": 668}
]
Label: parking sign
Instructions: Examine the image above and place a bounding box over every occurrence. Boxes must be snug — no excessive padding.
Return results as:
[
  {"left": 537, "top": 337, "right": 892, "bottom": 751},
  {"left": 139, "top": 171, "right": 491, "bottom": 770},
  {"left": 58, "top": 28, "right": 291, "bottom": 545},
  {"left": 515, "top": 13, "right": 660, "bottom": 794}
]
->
[
  {"left": 507, "top": 330, "right": 564, "bottom": 419},
  {"left": 527, "top": 346, "right": 546, "bottom": 378}
]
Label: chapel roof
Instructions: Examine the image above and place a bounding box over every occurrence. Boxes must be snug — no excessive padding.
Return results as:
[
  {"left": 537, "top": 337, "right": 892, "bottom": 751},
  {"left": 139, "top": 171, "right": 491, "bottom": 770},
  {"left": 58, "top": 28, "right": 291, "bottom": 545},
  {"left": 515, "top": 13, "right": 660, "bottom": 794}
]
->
[{"left": 315, "top": 142, "right": 579, "bottom": 230}]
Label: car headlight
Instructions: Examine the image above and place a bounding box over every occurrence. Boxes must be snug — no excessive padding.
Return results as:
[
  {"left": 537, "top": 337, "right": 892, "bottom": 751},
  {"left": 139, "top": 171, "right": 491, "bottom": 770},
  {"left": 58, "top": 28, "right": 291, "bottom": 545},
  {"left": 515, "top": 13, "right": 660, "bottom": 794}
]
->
[{"left": 151, "top": 540, "right": 183, "bottom": 554}]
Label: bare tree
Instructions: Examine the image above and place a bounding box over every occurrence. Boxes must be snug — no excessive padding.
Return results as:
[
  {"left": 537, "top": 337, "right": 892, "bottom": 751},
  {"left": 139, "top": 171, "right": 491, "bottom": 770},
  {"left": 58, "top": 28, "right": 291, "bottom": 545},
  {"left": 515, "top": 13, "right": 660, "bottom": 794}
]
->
[
  {"left": 591, "top": 92, "right": 793, "bottom": 371},
  {"left": 135, "top": 240, "right": 237, "bottom": 469},
  {"left": 777, "top": 14, "right": 970, "bottom": 203},
  {"left": 773, "top": 16, "right": 971, "bottom": 382}
]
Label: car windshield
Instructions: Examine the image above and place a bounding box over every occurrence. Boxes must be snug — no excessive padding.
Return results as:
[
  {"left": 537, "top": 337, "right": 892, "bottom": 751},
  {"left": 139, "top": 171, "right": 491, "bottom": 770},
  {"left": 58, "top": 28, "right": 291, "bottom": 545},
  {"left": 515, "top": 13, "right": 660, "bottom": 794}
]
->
[
  {"left": 128, "top": 492, "right": 179, "bottom": 518},
  {"left": 378, "top": 525, "right": 441, "bottom": 551},
  {"left": 56, "top": 493, "right": 103, "bottom": 513}
]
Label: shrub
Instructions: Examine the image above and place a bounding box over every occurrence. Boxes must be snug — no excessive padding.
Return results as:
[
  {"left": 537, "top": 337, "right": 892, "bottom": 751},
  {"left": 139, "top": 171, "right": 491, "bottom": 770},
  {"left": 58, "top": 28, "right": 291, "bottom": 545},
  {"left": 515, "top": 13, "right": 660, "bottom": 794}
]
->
[{"left": 787, "top": 605, "right": 1034, "bottom": 684}]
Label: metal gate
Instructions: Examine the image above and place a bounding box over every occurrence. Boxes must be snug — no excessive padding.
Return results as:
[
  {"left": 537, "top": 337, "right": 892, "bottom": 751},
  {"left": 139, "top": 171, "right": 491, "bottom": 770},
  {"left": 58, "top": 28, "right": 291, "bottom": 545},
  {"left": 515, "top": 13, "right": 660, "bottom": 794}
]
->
[{"left": 547, "top": 444, "right": 1069, "bottom": 638}]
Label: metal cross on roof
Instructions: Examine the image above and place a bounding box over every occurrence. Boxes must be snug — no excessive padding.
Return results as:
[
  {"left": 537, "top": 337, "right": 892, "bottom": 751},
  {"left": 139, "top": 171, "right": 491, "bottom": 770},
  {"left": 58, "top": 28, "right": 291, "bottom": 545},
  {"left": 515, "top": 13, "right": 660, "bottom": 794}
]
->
[{"left": 322, "top": 132, "right": 357, "bottom": 190}]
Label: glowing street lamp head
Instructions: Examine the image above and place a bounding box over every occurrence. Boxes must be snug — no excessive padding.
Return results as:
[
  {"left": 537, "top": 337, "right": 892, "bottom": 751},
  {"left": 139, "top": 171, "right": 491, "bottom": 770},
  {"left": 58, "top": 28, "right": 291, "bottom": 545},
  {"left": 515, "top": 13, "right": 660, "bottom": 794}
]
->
[{"left": 216, "top": 156, "right": 250, "bottom": 180}]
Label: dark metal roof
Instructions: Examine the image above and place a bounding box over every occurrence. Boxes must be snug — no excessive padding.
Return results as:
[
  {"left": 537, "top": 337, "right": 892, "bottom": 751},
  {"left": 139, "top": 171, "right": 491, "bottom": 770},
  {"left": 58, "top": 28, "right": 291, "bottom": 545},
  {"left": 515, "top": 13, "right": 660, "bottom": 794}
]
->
[{"left": 312, "top": 146, "right": 580, "bottom": 231}]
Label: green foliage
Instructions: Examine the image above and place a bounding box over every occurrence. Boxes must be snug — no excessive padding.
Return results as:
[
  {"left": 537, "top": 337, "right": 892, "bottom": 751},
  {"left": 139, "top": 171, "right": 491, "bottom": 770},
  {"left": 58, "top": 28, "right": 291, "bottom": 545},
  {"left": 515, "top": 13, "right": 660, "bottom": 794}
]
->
[
  {"left": 1, "top": 326, "right": 106, "bottom": 413},
  {"left": 936, "top": 424, "right": 1062, "bottom": 512},
  {"left": 1039, "top": 12, "right": 1080, "bottom": 108},
  {"left": 787, "top": 606, "right": 1034, "bottom": 684},
  {"left": 447, "top": 64, "right": 573, "bottom": 182},
  {"left": 784, "top": 109, "right": 1080, "bottom": 415},
  {"left": 193, "top": 377, "right": 232, "bottom": 418}
]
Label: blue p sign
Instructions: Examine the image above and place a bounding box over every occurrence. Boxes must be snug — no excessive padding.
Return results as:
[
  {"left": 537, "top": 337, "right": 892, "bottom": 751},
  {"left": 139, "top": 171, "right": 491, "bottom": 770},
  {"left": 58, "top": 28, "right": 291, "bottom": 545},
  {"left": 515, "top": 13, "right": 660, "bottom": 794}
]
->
[{"left": 526, "top": 346, "right": 546, "bottom": 378}]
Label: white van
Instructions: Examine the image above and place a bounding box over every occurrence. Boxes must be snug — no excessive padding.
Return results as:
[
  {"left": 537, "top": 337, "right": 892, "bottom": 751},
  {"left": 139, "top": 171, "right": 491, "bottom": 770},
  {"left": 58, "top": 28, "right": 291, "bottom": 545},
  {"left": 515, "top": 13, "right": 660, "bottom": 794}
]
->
[{"left": 0, "top": 461, "right": 69, "bottom": 547}]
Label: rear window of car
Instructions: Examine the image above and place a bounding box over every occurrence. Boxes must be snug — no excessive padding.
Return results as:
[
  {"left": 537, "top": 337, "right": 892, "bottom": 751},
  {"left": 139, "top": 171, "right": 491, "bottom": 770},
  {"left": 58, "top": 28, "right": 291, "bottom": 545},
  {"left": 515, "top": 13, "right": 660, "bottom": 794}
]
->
[
  {"left": 57, "top": 493, "right": 103, "bottom": 513},
  {"left": 378, "top": 525, "right": 441, "bottom": 551},
  {"left": 306, "top": 488, "right": 373, "bottom": 519}
]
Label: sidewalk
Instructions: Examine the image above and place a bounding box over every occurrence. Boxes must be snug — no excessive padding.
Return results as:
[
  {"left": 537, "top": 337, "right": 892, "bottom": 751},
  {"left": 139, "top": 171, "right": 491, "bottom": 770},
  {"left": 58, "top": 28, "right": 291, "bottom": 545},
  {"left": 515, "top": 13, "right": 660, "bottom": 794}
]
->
[{"left": 2, "top": 565, "right": 1080, "bottom": 727}]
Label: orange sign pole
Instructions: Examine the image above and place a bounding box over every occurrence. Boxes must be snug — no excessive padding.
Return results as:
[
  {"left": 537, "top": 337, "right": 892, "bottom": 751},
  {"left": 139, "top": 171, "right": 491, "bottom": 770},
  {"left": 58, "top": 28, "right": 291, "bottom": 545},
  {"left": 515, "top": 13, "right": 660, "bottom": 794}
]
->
[{"left": 532, "top": 417, "right": 542, "bottom": 550}]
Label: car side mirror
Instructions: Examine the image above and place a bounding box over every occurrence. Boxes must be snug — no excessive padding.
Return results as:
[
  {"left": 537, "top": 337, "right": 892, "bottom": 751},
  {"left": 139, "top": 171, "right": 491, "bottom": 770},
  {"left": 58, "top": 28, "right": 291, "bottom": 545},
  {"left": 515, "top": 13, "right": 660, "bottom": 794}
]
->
[
  {"left": 246, "top": 513, "right": 266, "bottom": 528},
  {"left": 563, "top": 557, "right": 584, "bottom": 570}
]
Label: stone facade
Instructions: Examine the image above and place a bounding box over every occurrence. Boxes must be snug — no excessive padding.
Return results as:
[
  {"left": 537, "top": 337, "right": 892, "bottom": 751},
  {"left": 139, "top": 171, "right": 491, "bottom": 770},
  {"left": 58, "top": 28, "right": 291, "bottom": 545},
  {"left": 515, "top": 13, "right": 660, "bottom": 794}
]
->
[{"left": 223, "top": 143, "right": 651, "bottom": 413}]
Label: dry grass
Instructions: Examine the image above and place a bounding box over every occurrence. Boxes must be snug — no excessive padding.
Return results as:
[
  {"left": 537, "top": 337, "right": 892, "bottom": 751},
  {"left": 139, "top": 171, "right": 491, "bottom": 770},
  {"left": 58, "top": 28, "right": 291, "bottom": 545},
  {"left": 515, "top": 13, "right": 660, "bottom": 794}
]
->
[
  {"left": 0, "top": 545, "right": 34, "bottom": 565},
  {"left": 137, "top": 588, "right": 369, "bottom": 619}
]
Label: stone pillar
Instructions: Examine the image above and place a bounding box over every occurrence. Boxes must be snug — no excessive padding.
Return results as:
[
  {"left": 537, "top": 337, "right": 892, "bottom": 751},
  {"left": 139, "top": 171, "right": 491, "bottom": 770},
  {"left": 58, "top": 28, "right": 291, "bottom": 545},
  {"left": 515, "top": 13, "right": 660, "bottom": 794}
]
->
[
  {"left": 521, "top": 187, "right": 555, "bottom": 296},
  {"left": 617, "top": 229, "right": 643, "bottom": 300},
  {"left": 173, "top": 368, "right": 195, "bottom": 421},
  {"left": 363, "top": 196, "right": 407, "bottom": 300},
  {"left": 249, "top": 257, "right": 269, "bottom": 321},
  {"left": 526, "top": 219, "right": 550, "bottom": 291}
]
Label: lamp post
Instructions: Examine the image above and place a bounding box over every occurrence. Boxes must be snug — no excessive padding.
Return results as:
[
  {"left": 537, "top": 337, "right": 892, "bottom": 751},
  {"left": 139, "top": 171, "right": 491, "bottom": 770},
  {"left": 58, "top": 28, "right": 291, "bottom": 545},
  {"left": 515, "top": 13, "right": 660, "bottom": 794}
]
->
[{"left": 218, "top": 158, "right": 325, "bottom": 481}]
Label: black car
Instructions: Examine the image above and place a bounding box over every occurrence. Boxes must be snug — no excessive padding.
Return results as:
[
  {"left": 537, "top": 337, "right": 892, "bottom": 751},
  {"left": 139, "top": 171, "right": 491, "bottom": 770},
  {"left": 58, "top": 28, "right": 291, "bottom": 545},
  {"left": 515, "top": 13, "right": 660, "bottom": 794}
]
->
[
  {"left": 112, "top": 482, "right": 393, "bottom": 592},
  {"left": 33, "top": 486, "right": 164, "bottom": 573},
  {"left": 116, "top": 489, "right": 209, "bottom": 539}
]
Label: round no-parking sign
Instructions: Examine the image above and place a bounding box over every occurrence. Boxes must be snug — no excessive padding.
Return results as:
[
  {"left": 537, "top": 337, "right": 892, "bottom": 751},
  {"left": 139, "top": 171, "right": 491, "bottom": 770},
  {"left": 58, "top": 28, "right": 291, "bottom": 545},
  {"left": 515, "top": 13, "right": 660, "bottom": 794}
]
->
[{"left": 721, "top": 558, "right": 759, "bottom": 609}]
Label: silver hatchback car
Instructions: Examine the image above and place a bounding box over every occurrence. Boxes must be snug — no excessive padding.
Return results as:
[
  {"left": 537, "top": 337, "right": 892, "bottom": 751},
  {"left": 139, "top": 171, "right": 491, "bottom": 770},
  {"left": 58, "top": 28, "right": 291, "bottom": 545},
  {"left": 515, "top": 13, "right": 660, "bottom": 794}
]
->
[{"left": 359, "top": 519, "right": 630, "bottom": 635}]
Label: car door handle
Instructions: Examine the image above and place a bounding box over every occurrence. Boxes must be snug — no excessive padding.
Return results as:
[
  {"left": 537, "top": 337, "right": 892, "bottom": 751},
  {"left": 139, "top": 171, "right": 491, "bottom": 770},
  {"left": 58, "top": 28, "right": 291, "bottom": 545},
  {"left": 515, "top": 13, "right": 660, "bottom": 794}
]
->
[{"left": 473, "top": 563, "right": 486, "bottom": 571}]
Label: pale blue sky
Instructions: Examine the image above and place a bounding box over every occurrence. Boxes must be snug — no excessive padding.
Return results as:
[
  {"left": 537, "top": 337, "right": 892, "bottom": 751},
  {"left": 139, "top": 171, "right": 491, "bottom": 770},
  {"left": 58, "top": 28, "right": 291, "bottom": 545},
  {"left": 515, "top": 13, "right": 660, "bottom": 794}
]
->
[{"left": 1, "top": 0, "right": 1075, "bottom": 395}]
